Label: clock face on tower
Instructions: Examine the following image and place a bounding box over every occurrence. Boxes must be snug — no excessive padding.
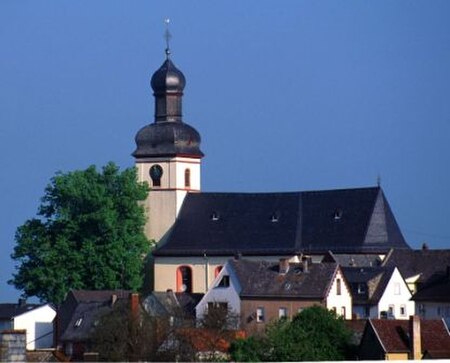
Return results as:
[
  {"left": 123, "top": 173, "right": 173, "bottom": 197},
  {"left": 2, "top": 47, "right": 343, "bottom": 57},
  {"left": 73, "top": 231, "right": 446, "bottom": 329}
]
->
[{"left": 149, "top": 164, "right": 163, "bottom": 187}]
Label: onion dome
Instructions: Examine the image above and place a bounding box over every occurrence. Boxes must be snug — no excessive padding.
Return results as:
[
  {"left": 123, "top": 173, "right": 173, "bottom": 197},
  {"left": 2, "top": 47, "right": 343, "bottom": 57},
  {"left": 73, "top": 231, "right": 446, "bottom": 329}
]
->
[
  {"left": 151, "top": 58, "right": 186, "bottom": 96},
  {"left": 133, "top": 55, "right": 203, "bottom": 159}
]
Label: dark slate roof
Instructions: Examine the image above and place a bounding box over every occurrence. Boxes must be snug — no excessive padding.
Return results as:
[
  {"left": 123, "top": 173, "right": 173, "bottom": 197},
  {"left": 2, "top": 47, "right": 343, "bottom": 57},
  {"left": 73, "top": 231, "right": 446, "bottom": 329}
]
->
[
  {"left": 382, "top": 248, "right": 450, "bottom": 283},
  {"left": 368, "top": 319, "right": 450, "bottom": 355},
  {"left": 59, "top": 290, "right": 132, "bottom": 342},
  {"left": 329, "top": 253, "right": 383, "bottom": 267},
  {"left": 144, "top": 291, "right": 203, "bottom": 319},
  {"left": 71, "top": 289, "right": 132, "bottom": 303},
  {"left": 228, "top": 258, "right": 338, "bottom": 299},
  {"left": 59, "top": 301, "right": 112, "bottom": 342},
  {"left": 412, "top": 269, "right": 450, "bottom": 302},
  {"left": 154, "top": 187, "right": 410, "bottom": 257},
  {"left": 341, "top": 266, "right": 396, "bottom": 304},
  {"left": 0, "top": 302, "right": 42, "bottom": 320}
]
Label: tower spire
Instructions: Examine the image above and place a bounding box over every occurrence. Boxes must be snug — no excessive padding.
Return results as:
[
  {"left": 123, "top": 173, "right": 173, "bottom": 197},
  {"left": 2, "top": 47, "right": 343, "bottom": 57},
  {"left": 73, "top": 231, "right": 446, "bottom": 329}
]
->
[{"left": 164, "top": 18, "right": 172, "bottom": 58}]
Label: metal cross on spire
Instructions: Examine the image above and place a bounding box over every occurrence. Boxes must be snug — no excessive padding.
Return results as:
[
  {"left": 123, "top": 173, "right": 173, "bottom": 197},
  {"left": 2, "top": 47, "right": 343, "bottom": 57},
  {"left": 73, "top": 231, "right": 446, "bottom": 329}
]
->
[{"left": 164, "top": 18, "right": 172, "bottom": 58}]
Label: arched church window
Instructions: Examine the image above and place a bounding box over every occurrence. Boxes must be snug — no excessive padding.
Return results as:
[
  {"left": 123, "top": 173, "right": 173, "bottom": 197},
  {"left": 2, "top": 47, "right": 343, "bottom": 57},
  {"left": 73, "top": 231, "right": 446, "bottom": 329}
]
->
[
  {"left": 184, "top": 168, "right": 191, "bottom": 188},
  {"left": 149, "top": 164, "right": 163, "bottom": 187},
  {"left": 176, "top": 265, "right": 192, "bottom": 293}
]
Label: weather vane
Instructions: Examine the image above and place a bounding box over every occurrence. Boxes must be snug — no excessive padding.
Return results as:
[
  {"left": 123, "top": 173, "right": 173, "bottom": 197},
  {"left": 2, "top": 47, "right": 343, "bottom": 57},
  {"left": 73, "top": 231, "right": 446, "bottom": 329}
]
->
[{"left": 164, "top": 18, "right": 172, "bottom": 58}]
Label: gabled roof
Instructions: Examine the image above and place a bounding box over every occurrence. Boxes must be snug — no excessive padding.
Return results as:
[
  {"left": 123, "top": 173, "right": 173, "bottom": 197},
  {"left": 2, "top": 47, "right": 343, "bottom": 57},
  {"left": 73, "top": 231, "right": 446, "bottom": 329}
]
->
[
  {"left": 59, "top": 301, "right": 113, "bottom": 342},
  {"left": 0, "top": 302, "right": 45, "bottom": 320},
  {"left": 154, "top": 187, "right": 409, "bottom": 257},
  {"left": 228, "top": 258, "right": 339, "bottom": 299},
  {"left": 70, "top": 289, "right": 132, "bottom": 303},
  {"left": 367, "top": 319, "right": 450, "bottom": 355},
  {"left": 341, "top": 266, "right": 398, "bottom": 304},
  {"left": 59, "top": 290, "right": 132, "bottom": 342},
  {"left": 144, "top": 291, "right": 204, "bottom": 319},
  {"left": 382, "top": 248, "right": 450, "bottom": 283},
  {"left": 412, "top": 269, "right": 450, "bottom": 302}
]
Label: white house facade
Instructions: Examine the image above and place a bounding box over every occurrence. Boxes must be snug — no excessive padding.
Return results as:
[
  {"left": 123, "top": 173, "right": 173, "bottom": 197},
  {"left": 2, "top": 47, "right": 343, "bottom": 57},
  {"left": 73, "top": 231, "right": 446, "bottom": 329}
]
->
[{"left": 13, "top": 304, "right": 56, "bottom": 350}]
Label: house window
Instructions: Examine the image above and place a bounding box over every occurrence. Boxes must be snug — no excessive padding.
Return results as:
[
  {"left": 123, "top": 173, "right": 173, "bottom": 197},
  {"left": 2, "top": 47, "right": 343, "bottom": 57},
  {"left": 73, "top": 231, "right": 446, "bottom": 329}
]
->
[
  {"left": 357, "top": 283, "right": 366, "bottom": 294},
  {"left": 336, "top": 278, "right": 342, "bottom": 295},
  {"left": 184, "top": 168, "right": 191, "bottom": 188},
  {"left": 208, "top": 302, "right": 228, "bottom": 314},
  {"left": 400, "top": 305, "right": 406, "bottom": 317},
  {"left": 256, "top": 307, "right": 265, "bottom": 323},
  {"left": 215, "top": 265, "right": 223, "bottom": 278},
  {"left": 394, "top": 283, "right": 401, "bottom": 295},
  {"left": 341, "top": 306, "right": 346, "bottom": 318},
  {"left": 279, "top": 307, "right": 288, "bottom": 319},
  {"left": 149, "top": 164, "right": 163, "bottom": 187},
  {"left": 176, "top": 265, "right": 192, "bottom": 293},
  {"left": 217, "top": 275, "right": 230, "bottom": 288},
  {"left": 388, "top": 305, "right": 394, "bottom": 317}
]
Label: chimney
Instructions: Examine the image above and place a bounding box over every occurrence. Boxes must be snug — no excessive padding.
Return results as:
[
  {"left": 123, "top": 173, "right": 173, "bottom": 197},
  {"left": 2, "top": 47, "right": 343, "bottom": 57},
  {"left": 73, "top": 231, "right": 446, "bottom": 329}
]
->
[
  {"left": 409, "top": 315, "right": 421, "bottom": 360},
  {"left": 302, "top": 258, "right": 309, "bottom": 273},
  {"left": 18, "top": 298, "right": 26, "bottom": 307},
  {"left": 130, "top": 293, "right": 139, "bottom": 318},
  {"left": 422, "top": 242, "right": 429, "bottom": 250},
  {"left": 279, "top": 258, "right": 289, "bottom": 274}
]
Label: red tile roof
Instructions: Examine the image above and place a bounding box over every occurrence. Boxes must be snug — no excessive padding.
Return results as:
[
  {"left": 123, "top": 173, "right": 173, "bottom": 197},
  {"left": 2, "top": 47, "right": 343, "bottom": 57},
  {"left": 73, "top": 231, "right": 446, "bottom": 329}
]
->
[{"left": 369, "top": 319, "right": 450, "bottom": 355}]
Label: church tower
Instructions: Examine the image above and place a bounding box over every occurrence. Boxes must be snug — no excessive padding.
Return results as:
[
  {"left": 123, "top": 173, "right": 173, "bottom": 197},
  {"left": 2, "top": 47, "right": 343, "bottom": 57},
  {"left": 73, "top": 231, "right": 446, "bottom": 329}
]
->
[{"left": 133, "top": 47, "right": 204, "bottom": 242}]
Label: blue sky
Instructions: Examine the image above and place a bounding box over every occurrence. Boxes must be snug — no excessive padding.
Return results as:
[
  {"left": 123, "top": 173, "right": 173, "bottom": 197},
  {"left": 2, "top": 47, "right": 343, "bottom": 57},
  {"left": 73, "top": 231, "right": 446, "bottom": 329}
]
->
[{"left": 1, "top": 1, "right": 449, "bottom": 302}]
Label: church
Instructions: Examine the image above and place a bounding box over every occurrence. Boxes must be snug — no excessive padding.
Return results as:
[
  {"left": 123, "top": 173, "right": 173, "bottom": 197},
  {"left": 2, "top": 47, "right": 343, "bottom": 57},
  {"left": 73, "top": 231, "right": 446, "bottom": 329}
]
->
[{"left": 132, "top": 48, "right": 411, "bottom": 294}]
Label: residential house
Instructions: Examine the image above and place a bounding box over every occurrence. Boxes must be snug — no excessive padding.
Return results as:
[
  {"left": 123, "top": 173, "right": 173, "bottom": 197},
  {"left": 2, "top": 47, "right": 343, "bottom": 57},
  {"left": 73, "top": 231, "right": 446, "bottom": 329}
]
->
[
  {"left": 342, "top": 266, "right": 414, "bottom": 320},
  {"left": 196, "top": 257, "right": 352, "bottom": 335},
  {"left": 382, "top": 248, "right": 450, "bottom": 294},
  {"left": 56, "top": 290, "right": 133, "bottom": 360},
  {"left": 358, "top": 316, "right": 450, "bottom": 360},
  {"left": 143, "top": 290, "right": 203, "bottom": 327},
  {"left": 411, "top": 267, "right": 450, "bottom": 324},
  {"left": 0, "top": 299, "right": 55, "bottom": 350}
]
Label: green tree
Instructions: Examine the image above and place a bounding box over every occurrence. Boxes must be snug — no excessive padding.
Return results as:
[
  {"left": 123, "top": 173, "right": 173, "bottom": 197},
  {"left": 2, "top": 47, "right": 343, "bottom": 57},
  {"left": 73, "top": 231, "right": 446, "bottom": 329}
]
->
[
  {"left": 230, "top": 306, "right": 354, "bottom": 362},
  {"left": 9, "top": 162, "right": 151, "bottom": 304},
  {"left": 91, "top": 300, "right": 162, "bottom": 362}
]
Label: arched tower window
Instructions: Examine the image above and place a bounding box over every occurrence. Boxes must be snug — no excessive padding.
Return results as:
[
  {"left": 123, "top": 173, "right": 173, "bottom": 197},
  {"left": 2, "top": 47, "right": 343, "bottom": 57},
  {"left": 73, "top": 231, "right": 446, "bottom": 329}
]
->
[
  {"left": 176, "top": 266, "right": 192, "bottom": 293},
  {"left": 215, "top": 266, "right": 223, "bottom": 278},
  {"left": 149, "top": 164, "right": 163, "bottom": 187},
  {"left": 184, "top": 168, "right": 191, "bottom": 188}
]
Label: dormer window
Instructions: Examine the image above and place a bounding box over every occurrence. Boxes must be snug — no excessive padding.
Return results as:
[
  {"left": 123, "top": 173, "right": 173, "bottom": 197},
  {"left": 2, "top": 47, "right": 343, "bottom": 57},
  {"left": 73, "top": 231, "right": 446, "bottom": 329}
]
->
[
  {"left": 357, "top": 283, "right": 366, "bottom": 294},
  {"left": 333, "top": 209, "right": 343, "bottom": 221}
]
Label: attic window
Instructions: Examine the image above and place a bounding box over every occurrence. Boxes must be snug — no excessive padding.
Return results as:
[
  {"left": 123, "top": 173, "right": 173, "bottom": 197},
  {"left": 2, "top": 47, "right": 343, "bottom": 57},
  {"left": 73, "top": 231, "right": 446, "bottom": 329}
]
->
[
  {"left": 270, "top": 213, "right": 279, "bottom": 222},
  {"left": 211, "top": 212, "right": 220, "bottom": 221},
  {"left": 357, "top": 283, "right": 366, "bottom": 294},
  {"left": 333, "top": 209, "right": 343, "bottom": 221},
  {"left": 217, "top": 275, "right": 230, "bottom": 288},
  {"left": 74, "top": 318, "right": 83, "bottom": 327}
]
